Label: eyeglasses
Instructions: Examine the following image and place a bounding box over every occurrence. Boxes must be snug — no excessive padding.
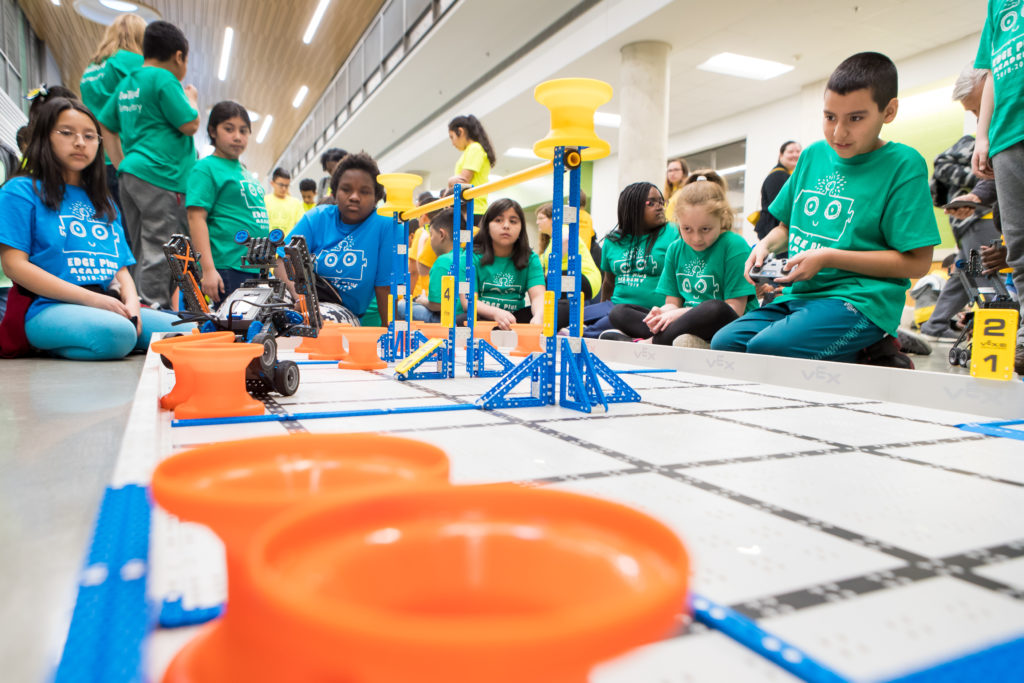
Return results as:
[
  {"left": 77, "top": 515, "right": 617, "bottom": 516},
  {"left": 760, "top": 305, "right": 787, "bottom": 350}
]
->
[
  {"left": 645, "top": 198, "right": 665, "bottom": 207},
  {"left": 54, "top": 129, "right": 100, "bottom": 144}
]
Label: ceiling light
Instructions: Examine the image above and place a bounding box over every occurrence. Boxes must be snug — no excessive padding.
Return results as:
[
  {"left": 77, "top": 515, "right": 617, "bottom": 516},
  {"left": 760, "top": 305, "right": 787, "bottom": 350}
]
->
[
  {"left": 505, "top": 147, "right": 539, "bottom": 159},
  {"left": 51, "top": 0, "right": 60, "bottom": 5},
  {"left": 716, "top": 164, "right": 746, "bottom": 175},
  {"left": 256, "top": 115, "right": 273, "bottom": 144},
  {"left": 303, "top": 0, "right": 330, "bottom": 44},
  {"left": 697, "top": 52, "right": 793, "bottom": 81},
  {"left": 249, "top": 111, "right": 260, "bottom": 122},
  {"left": 217, "top": 27, "right": 233, "bottom": 81},
  {"left": 292, "top": 86, "right": 309, "bottom": 108},
  {"left": 594, "top": 112, "right": 620, "bottom": 128},
  {"left": 99, "top": 0, "right": 138, "bottom": 11}
]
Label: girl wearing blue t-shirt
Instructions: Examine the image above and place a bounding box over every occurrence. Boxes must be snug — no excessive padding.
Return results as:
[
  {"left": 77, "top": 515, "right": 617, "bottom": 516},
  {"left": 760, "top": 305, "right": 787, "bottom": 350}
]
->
[
  {"left": 0, "top": 97, "right": 182, "bottom": 360},
  {"left": 611, "top": 173, "right": 757, "bottom": 346},
  {"left": 276, "top": 152, "right": 391, "bottom": 326}
]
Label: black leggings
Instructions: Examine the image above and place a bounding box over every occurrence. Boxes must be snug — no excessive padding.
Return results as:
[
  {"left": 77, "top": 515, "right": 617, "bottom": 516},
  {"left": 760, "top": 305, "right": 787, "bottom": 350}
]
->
[
  {"left": 609, "top": 300, "right": 739, "bottom": 345},
  {"left": 554, "top": 278, "right": 594, "bottom": 331}
]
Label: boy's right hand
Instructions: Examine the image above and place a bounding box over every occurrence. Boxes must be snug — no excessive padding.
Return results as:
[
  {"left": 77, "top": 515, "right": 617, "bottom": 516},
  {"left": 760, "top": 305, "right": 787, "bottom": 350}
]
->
[
  {"left": 980, "top": 243, "right": 1009, "bottom": 274},
  {"left": 972, "top": 136, "right": 994, "bottom": 179},
  {"left": 201, "top": 268, "right": 225, "bottom": 303}
]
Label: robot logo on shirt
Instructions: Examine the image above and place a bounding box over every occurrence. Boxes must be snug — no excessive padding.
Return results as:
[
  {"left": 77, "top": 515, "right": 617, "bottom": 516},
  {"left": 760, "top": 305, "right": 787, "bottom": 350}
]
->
[
  {"left": 792, "top": 172, "right": 855, "bottom": 245},
  {"left": 482, "top": 271, "right": 520, "bottom": 295},
  {"left": 999, "top": 0, "right": 1020, "bottom": 33},
  {"left": 678, "top": 274, "right": 719, "bottom": 298},
  {"left": 58, "top": 200, "right": 121, "bottom": 258},
  {"left": 318, "top": 236, "right": 366, "bottom": 292},
  {"left": 240, "top": 181, "right": 266, "bottom": 210}
]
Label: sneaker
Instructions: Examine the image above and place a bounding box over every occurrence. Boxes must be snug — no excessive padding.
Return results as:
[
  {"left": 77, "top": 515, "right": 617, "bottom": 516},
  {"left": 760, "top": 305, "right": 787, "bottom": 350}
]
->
[
  {"left": 857, "top": 335, "right": 914, "bottom": 369},
  {"left": 896, "top": 328, "right": 932, "bottom": 356},
  {"left": 920, "top": 329, "right": 960, "bottom": 343},
  {"left": 598, "top": 330, "right": 633, "bottom": 342},
  {"left": 672, "top": 334, "right": 711, "bottom": 349}
]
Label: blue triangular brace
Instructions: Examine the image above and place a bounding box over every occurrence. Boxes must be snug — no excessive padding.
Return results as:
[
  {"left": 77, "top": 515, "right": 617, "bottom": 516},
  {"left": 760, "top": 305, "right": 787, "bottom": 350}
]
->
[
  {"left": 477, "top": 352, "right": 548, "bottom": 409},
  {"left": 572, "top": 338, "right": 640, "bottom": 406},
  {"left": 559, "top": 338, "right": 592, "bottom": 413},
  {"left": 471, "top": 338, "right": 515, "bottom": 378}
]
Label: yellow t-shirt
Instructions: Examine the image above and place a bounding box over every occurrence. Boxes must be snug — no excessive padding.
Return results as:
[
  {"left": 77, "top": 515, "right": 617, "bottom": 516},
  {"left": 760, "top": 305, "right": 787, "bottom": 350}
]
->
[
  {"left": 412, "top": 226, "right": 438, "bottom": 297},
  {"left": 540, "top": 238, "right": 601, "bottom": 298},
  {"left": 578, "top": 209, "right": 595, "bottom": 248},
  {"left": 264, "top": 194, "right": 305, "bottom": 235},
  {"left": 302, "top": 202, "right": 315, "bottom": 213},
  {"left": 455, "top": 141, "right": 490, "bottom": 215}
]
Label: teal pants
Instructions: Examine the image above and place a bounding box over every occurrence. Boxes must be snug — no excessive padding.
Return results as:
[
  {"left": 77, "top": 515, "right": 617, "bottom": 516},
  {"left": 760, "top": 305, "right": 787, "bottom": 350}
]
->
[
  {"left": 26, "top": 303, "right": 188, "bottom": 361},
  {"left": 710, "top": 298, "right": 885, "bottom": 363}
]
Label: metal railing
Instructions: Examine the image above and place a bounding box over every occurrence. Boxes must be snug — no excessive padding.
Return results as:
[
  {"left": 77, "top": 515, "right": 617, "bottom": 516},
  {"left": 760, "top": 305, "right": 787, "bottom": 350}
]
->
[{"left": 272, "top": 0, "right": 458, "bottom": 177}]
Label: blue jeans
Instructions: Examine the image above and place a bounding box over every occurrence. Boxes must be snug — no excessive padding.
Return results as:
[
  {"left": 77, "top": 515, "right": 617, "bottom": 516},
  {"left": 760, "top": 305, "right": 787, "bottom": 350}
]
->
[
  {"left": 25, "top": 303, "right": 190, "bottom": 360},
  {"left": 396, "top": 299, "right": 440, "bottom": 323},
  {"left": 710, "top": 298, "right": 885, "bottom": 362},
  {"left": 217, "top": 268, "right": 255, "bottom": 302}
]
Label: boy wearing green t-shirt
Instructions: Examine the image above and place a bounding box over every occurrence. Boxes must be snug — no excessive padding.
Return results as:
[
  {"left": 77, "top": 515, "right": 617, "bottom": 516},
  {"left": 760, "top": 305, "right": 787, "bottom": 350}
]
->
[
  {"left": 712, "top": 52, "right": 940, "bottom": 362},
  {"left": 972, "top": 0, "right": 1024, "bottom": 374},
  {"left": 418, "top": 209, "right": 462, "bottom": 322},
  {"left": 99, "top": 21, "right": 199, "bottom": 310}
]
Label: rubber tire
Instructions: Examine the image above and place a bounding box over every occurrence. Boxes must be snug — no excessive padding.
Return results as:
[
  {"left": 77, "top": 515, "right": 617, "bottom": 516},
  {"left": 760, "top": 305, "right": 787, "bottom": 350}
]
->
[
  {"left": 252, "top": 333, "right": 278, "bottom": 374},
  {"left": 273, "top": 360, "right": 300, "bottom": 396},
  {"left": 947, "top": 347, "right": 959, "bottom": 367},
  {"left": 958, "top": 347, "right": 971, "bottom": 368}
]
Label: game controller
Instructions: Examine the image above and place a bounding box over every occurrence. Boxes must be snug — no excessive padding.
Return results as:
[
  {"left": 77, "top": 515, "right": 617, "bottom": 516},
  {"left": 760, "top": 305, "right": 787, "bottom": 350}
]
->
[{"left": 749, "top": 256, "right": 788, "bottom": 284}]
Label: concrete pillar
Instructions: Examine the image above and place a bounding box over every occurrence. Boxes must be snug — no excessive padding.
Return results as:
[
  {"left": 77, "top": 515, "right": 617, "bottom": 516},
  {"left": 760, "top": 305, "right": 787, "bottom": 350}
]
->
[{"left": 617, "top": 41, "right": 671, "bottom": 191}]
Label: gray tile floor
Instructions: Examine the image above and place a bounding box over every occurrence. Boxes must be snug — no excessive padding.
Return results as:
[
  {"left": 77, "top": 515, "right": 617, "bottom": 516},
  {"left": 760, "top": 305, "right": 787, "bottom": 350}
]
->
[
  {"left": 1, "top": 356, "right": 144, "bottom": 683},
  {"left": 0, "top": 338, "right": 1008, "bottom": 683}
]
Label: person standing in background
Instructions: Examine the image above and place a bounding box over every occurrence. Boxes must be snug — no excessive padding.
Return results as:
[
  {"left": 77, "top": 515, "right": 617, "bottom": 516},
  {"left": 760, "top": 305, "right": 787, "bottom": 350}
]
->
[
  {"left": 265, "top": 167, "right": 304, "bottom": 236},
  {"left": 316, "top": 148, "right": 346, "bottom": 201},
  {"left": 79, "top": 13, "right": 146, "bottom": 234},
  {"left": 99, "top": 20, "right": 199, "bottom": 310},
  {"left": 663, "top": 157, "right": 689, "bottom": 228},
  {"left": 299, "top": 178, "right": 317, "bottom": 212},
  {"left": 447, "top": 114, "right": 496, "bottom": 225},
  {"left": 921, "top": 65, "right": 1000, "bottom": 341},
  {"left": 972, "top": 0, "right": 1024, "bottom": 375},
  {"left": 753, "top": 141, "right": 801, "bottom": 242}
]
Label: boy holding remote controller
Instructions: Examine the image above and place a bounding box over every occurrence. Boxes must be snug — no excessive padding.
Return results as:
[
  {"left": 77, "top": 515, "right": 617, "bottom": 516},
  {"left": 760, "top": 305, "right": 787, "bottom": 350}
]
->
[{"left": 712, "top": 52, "right": 940, "bottom": 361}]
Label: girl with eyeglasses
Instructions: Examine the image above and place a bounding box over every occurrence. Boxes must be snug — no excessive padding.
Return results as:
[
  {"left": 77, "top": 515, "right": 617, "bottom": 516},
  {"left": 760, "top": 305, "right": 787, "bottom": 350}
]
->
[
  {"left": 583, "top": 182, "right": 677, "bottom": 338},
  {"left": 0, "top": 98, "right": 183, "bottom": 359}
]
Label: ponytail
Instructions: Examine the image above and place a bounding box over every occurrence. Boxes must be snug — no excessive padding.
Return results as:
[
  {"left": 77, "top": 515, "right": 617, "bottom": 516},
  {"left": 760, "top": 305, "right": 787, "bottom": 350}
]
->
[{"left": 448, "top": 114, "right": 497, "bottom": 166}]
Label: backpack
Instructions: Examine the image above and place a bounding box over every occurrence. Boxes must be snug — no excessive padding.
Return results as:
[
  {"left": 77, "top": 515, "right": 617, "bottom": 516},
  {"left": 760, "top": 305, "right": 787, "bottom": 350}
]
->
[{"left": 0, "top": 284, "right": 36, "bottom": 358}]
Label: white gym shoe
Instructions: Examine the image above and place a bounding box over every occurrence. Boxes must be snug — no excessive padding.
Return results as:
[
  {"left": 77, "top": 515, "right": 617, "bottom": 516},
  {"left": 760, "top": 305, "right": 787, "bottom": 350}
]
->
[{"left": 672, "top": 334, "right": 711, "bottom": 349}]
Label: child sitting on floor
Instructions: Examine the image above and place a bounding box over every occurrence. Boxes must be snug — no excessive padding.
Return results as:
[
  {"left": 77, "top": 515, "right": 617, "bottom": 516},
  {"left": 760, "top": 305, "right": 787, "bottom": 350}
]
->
[
  {"left": 467, "top": 198, "right": 544, "bottom": 330},
  {"left": 711, "top": 52, "right": 940, "bottom": 361},
  {"left": 610, "top": 171, "right": 756, "bottom": 346},
  {"left": 0, "top": 98, "right": 183, "bottom": 360}
]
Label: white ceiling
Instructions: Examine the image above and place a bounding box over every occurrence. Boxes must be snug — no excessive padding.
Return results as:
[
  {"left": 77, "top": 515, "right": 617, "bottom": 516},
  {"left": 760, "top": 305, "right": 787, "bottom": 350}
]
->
[{"left": 302, "top": 0, "right": 986, "bottom": 193}]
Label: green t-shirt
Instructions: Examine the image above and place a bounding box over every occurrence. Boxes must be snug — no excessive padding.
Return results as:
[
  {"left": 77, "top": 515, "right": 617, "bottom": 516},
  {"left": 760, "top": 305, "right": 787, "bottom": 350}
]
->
[
  {"left": 186, "top": 155, "right": 270, "bottom": 272},
  {"left": 599, "top": 224, "right": 677, "bottom": 308},
  {"left": 656, "top": 230, "right": 757, "bottom": 313},
  {"left": 455, "top": 141, "right": 490, "bottom": 215},
  {"left": 975, "top": 0, "right": 1024, "bottom": 156},
  {"left": 768, "top": 139, "right": 940, "bottom": 335},
  {"left": 80, "top": 49, "right": 144, "bottom": 165},
  {"left": 473, "top": 251, "right": 544, "bottom": 312},
  {"left": 99, "top": 65, "right": 198, "bottom": 193},
  {"left": 427, "top": 250, "right": 465, "bottom": 316}
]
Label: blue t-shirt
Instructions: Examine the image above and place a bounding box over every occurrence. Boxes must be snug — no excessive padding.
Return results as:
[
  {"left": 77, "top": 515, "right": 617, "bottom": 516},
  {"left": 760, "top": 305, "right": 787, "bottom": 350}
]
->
[
  {"left": 286, "top": 206, "right": 392, "bottom": 317},
  {"left": 0, "top": 177, "right": 134, "bottom": 320}
]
